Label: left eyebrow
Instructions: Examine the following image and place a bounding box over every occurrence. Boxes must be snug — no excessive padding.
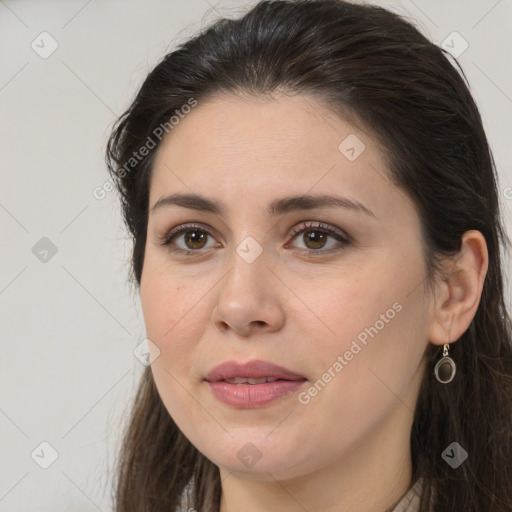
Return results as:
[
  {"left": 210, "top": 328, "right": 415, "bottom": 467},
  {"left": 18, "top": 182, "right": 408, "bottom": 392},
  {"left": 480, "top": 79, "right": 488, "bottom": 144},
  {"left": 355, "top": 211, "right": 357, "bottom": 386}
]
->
[{"left": 150, "top": 192, "right": 376, "bottom": 219}]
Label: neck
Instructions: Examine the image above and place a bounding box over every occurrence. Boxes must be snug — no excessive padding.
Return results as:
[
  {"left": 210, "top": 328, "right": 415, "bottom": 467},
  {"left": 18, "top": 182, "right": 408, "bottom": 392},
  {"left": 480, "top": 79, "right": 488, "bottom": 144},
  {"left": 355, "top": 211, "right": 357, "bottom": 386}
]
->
[{"left": 218, "top": 399, "right": 416, "bottom": 512}]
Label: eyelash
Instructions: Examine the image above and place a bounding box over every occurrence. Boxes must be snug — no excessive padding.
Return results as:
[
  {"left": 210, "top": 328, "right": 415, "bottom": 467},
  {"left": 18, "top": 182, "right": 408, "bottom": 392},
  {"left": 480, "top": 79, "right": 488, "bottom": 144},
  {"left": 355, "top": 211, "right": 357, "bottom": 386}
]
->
[{"left": 157, "top": 221, "right": 351, "bottom": 257}]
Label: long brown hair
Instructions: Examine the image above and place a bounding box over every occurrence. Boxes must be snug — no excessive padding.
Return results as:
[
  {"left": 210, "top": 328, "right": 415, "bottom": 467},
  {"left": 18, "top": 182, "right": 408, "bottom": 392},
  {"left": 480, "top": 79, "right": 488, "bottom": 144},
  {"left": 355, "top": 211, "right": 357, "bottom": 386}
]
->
[{"left": 105, "top": 1, "right": 512, "bottom": 510}]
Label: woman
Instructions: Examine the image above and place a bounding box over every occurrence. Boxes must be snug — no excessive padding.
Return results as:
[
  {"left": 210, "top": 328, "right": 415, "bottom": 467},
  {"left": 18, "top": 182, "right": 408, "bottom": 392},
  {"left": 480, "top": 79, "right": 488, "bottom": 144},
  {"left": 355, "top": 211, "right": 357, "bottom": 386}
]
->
[{"left": 105, "top": 1, "right": 512, "bottom": 511}]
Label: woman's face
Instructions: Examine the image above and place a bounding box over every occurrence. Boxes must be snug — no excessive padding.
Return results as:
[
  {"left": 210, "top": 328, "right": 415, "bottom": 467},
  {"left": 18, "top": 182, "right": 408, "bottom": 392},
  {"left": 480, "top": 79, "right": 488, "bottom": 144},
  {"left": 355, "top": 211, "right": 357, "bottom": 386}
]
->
[{"left": 140, "top": 93, "right": 432, "bottom": 481}]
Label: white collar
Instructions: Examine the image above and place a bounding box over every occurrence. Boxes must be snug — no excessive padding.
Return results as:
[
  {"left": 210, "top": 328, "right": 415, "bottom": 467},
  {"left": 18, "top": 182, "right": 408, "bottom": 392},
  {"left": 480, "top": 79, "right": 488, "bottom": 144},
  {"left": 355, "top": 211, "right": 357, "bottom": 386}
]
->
[{"left": 389, "top": 478, "right": 425, "bottom": 512}]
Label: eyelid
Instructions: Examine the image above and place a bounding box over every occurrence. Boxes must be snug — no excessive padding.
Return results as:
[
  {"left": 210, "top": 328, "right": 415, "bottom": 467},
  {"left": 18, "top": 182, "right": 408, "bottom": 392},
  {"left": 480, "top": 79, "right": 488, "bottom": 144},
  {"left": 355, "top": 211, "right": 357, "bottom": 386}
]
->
[
  {"left": 158, "top": 220, "right": 351, "bottom": 254},
  {"left": 161, "top": 222, "right": 212, "bottom": 240},
  {"left": 288, "top": 221, "right": 350, "bottom": 242}
]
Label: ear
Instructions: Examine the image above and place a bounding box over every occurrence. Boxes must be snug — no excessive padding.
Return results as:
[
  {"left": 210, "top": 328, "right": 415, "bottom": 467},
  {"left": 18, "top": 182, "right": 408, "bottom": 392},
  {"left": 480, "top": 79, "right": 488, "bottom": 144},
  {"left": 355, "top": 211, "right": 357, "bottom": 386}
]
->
[{"left": 428, "top": 230, "right": 489, "bottom": 345}]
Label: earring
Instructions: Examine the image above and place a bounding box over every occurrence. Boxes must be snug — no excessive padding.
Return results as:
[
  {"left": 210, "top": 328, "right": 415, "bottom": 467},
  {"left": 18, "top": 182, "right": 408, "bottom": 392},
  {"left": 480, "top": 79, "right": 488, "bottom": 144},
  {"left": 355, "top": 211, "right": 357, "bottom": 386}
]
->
[{"left": 434, "top": 343, "right": 456, "bottom": 384}]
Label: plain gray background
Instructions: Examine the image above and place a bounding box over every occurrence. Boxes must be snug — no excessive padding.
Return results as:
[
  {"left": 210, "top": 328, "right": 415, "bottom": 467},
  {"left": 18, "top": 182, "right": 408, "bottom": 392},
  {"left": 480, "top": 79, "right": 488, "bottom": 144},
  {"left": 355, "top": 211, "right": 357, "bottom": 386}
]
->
[{"left": 1, "top": 0, "right": 511, "bottom": 510}]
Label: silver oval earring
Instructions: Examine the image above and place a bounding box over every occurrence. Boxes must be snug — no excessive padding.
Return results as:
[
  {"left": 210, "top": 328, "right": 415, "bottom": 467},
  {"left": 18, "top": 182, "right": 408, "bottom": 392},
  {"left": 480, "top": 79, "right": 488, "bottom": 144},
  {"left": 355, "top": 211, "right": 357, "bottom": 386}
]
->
[{"left": 434, "top": 343, "right": 456, "bottom": 384}]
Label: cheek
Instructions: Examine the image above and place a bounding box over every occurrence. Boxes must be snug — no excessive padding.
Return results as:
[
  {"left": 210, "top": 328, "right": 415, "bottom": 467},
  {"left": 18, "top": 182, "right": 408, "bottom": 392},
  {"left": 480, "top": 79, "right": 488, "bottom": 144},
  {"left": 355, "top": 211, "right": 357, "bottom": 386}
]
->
[
  {"left": 140, "top": 273, "right": 199, "bottom": 416},
  {"left": 297, "top": 298, "right": 425, "bottom": 456},
  {"left": 140, "top": 271, "right": 170, "bottom": 340},
  {"left": 305, "top": 258, "right": 427, "bottom": 392},
  {"left": 139, "top": 269, "right": 193, "bottom": 358},
  {"left": 304, "top": 267, "right": 386, "bottom": 344}
]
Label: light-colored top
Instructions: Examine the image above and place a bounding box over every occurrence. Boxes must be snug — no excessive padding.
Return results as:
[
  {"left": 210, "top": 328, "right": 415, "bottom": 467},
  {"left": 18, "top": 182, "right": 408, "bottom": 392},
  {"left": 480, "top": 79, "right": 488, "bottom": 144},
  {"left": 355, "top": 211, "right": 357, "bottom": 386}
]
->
[{"left": 389, "top": 478, "right": 425, "bottom": 512}]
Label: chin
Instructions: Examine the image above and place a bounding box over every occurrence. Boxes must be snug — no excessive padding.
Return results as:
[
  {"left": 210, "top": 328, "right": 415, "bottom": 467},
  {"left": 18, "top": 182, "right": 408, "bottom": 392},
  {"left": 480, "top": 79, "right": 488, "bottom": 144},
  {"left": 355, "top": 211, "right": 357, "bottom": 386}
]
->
[{"left": 201, "top": 440, "right": 310, "bottom": 481}]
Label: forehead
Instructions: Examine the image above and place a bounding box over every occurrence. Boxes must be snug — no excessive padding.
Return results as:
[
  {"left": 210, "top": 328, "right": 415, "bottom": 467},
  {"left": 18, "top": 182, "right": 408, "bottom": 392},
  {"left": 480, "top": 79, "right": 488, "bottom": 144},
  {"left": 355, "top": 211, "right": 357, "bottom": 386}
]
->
[
  {"left": 148, "top": 93, "right": 407, "bottom": 222},
  {"left": 154, "top": 93, "right": 371, "bottom": 166}
]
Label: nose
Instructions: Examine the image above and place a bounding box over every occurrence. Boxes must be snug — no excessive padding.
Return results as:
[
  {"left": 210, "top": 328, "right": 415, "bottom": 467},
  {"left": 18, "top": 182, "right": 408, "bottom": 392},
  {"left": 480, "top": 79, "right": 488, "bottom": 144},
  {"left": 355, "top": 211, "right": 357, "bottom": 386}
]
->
[{"left": 211, "top": 245, "right": 286, "bottom": 338}]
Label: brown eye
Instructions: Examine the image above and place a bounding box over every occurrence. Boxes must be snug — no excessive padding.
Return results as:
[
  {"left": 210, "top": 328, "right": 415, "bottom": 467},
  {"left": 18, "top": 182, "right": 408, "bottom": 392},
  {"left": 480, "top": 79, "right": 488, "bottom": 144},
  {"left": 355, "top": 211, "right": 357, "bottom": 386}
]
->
[
  {"left": 159, "top": 221, "right": 350, "bottom": 256},
  {"left": 182, "top": 229, "right": 208, "bottom": 250},
  {"left": 288, "top": 221, "right": 350, "bottom": 254},
  {"left": 159, "top": 224, "right": 219, "bottom": 253},
  {"left": 301, "top": 230, "right": 329, "bottom": 250}
]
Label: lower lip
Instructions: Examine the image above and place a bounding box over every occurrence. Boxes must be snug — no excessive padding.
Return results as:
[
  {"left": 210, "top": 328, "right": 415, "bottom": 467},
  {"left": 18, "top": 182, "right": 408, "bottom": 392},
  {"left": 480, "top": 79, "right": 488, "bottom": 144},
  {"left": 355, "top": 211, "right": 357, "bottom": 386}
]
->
[{"left": 207, "top": 379, "right": 306, "bottom": 408}]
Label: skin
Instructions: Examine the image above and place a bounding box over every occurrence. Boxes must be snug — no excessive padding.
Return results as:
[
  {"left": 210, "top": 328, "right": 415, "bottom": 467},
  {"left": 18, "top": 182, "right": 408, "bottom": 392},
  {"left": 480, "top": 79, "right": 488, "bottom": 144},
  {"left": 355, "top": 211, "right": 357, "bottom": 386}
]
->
[{"left": 140, "top": 93, "right": 488, "bottom": 512}]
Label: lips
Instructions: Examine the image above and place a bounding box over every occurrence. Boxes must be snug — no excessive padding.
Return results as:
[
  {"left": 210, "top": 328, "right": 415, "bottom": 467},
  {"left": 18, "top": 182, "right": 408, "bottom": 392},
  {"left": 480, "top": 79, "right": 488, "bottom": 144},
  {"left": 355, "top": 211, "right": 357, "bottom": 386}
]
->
[
  {"left": 205, "top": 360, "right": 307, "bottom": 408},
  {"left": 205, "top": 359, "right": 306, "bottom": 383}
]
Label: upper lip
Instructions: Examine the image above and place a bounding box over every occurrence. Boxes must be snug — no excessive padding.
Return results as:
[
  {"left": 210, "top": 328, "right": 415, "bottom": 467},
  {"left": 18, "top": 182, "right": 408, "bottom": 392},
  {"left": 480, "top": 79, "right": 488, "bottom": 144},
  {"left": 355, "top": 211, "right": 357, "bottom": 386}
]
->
[{"left": 205, "top": 359, "right": 306, "bottom": 382}]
